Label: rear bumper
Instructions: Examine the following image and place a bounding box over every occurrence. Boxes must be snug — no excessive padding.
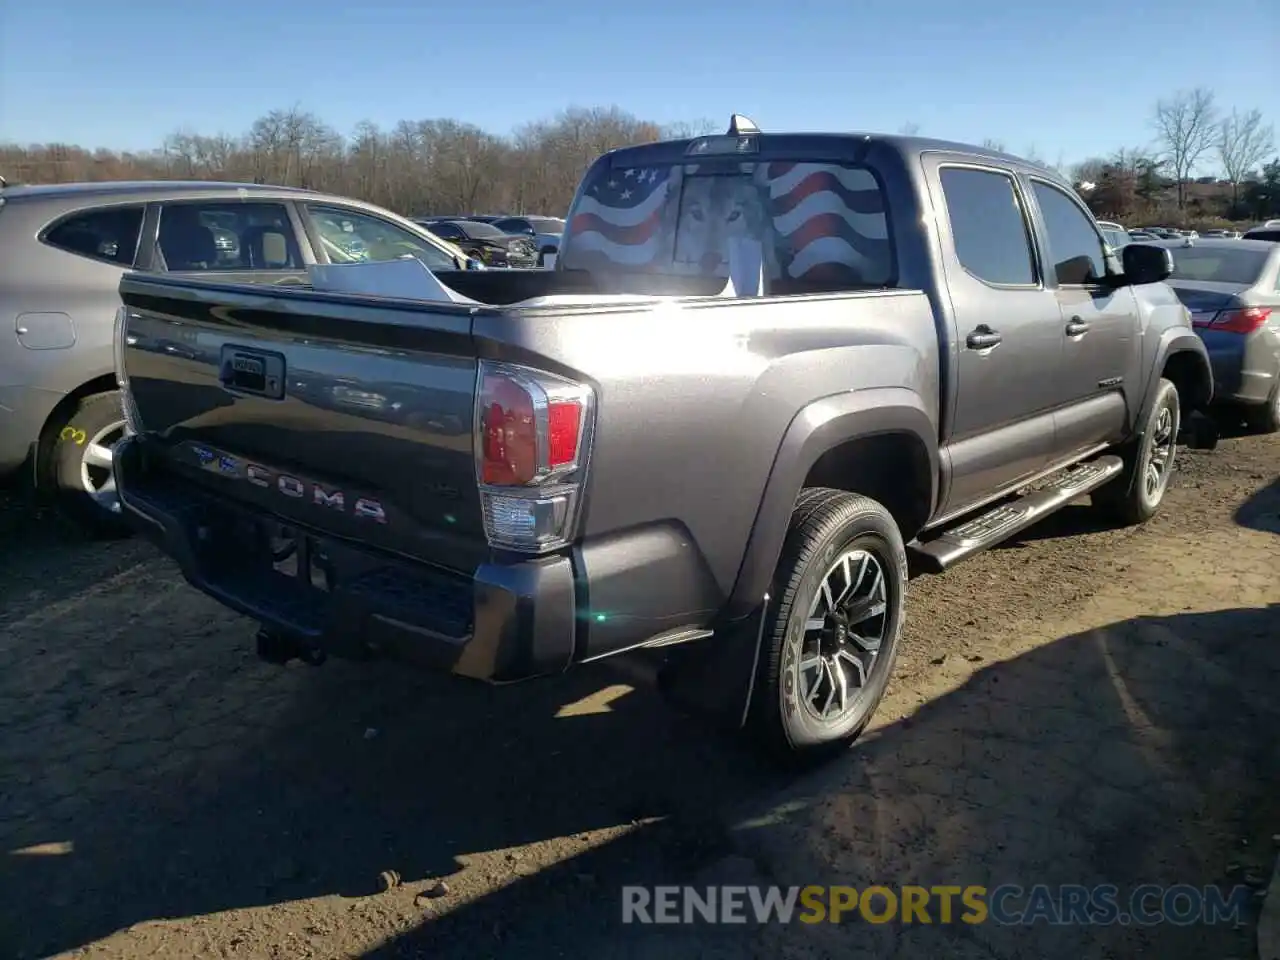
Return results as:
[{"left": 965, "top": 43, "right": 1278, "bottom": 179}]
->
[
  {"left": 112, "top": 436, "right": 578, "bottom": 682},
  {"left": 1201, "top": 332, "right": 1278, "bottom": 405}
]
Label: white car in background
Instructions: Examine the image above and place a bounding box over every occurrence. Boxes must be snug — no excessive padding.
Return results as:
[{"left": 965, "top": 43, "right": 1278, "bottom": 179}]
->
[{"left": 491, "top": 215, "right": 565, "bottom": 266}]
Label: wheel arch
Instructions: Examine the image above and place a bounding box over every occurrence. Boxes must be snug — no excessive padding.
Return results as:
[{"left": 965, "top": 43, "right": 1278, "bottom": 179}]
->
[
  {"left": 725, "top": 387, "right": 939, "bottom": 619},
  {"left": 32, "top": 372, "right": 119, "bottom": 490}
]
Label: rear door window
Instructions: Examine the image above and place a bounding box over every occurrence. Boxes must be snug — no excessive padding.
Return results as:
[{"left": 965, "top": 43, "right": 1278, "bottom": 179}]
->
[
  {"left": 156, "top": 201, "right": 301, "bottom": 271},
  {"left": 44, "top": 205, "right": 144, "bottom": 266},
  {"left": 938, "top": 167, "right": 1036, "bottom": 286}
]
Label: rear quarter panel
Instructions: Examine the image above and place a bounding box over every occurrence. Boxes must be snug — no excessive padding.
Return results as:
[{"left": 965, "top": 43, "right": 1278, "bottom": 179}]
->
[
  {"left": 474, "top": 289, "right": 940, "bottom": 609},
  {"left": 0, "top": 198, "right": 127, "bottom": 467}
]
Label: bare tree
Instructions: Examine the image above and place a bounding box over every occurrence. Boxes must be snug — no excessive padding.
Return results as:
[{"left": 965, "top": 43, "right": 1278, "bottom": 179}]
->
[
  {"left": 1152, "top": 87, "right": 1218, "bottom": 209},
  {"left": 898, "top": 122, "right": 921, "bottom": 136},
  {"left": 981, "top": 138, "right": 1006, "bottom": 153},
  {"left": 1218, "top": 108, "right": 1275, "bottom": 209}
]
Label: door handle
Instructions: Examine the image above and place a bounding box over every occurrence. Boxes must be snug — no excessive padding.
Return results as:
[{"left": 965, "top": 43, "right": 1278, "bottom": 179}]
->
[
  {"left": 965, "top": 326, "right": 1002, "bottom": 350},
  {"left": 1065, "top": 316, "right": 1090, "bottom": 337}
]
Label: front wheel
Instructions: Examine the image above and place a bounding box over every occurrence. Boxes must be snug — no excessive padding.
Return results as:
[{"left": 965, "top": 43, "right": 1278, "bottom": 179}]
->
[
  {"left": 748, "top": 489, "right": 908, "bottom": 763},
  {"left": 1092, "top": 377, "right": 1180, "bottom": 526}
]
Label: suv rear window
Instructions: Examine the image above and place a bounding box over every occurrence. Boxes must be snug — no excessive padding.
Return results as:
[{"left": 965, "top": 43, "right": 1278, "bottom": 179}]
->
[
  {"left": 561, "top": 159, "right": 894, "bottom": 291},
  {"left": 44, "top": 205, "right": 144, "bottom": 265}
]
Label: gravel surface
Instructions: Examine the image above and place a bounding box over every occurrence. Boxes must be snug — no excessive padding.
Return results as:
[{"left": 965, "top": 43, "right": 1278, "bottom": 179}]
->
[{"left": 0, "top": 427, "right": 1276, "bottom": 960}]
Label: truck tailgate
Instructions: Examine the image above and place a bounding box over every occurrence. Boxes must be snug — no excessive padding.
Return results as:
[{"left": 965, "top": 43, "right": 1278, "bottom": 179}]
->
[{"left": 117, "top": 274, "right": 487, "bottom": 575}]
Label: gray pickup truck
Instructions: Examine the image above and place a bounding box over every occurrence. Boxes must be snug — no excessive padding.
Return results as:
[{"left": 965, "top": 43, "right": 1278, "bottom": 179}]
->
[{"left": 111, "top": 119, "right": 1213, "bottom": 761}]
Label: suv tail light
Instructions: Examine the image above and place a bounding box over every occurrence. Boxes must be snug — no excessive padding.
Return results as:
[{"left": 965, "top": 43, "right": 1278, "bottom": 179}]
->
[
  {"left": 1206, "top": 306, "right": 1270, "bottom": 335},
  {"left": 475, "top": 360, "right": 595, "bottom": 553},
  {"left": 112, "top": 305, "right": 143, "bottom": 434}
]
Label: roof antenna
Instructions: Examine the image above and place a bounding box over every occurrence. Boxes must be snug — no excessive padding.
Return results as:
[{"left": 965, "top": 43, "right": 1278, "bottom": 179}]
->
[{"left": 728, "top": 114, "right": 759, "bottom": 135}]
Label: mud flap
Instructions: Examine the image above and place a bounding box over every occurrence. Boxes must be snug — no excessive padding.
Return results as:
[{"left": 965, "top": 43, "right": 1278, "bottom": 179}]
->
[{"left": 657, "top": 597, "right": 770, "bottom": 733}]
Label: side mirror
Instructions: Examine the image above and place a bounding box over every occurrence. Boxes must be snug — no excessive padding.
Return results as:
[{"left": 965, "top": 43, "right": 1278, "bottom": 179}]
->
[{"left": 1120, "top": 243, "right": 1173, "bottom": 285}]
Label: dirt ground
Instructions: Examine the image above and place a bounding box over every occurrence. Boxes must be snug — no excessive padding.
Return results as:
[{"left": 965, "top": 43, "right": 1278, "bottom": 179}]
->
[{"left": 0, "top": 426, "right": 1276, "bottom": 960}]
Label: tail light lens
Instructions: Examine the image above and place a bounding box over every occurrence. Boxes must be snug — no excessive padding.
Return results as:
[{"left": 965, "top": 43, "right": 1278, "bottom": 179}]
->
[
  {"left": 112, "top": 305, "right": 143, "bottom": 434},
  {"left": 1205, "top": 307, "right": 1270, "bottom": 335},
  {"left": 475, "top": 360, "right": 594, "bottom": 553}
]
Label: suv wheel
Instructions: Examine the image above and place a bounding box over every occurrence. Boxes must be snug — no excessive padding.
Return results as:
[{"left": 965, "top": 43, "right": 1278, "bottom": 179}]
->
[
  {"left": 39, "top": 390, "right": 132, "bottom": 538},
  {"left": 749, "top": 488, "right": 907, "bottom": 762},
  {"left": 1093, "top": 377, "right": 1180, "bottom": 525}
]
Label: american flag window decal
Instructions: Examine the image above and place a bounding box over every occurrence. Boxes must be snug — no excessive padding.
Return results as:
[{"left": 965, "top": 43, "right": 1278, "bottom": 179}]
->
[{"left": 562, "top": 159, "right": 893, "bottom": 288}]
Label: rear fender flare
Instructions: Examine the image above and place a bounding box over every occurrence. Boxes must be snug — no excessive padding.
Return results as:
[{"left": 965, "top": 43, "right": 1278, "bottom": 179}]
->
[{"left": 725, "top": 387, "right": 939, "bottom": 619}]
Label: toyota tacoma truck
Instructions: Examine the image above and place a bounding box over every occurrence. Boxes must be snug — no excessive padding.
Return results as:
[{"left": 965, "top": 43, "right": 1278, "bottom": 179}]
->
[{"left": 110, "top": 117, "right": 1213, "bottom": 761}]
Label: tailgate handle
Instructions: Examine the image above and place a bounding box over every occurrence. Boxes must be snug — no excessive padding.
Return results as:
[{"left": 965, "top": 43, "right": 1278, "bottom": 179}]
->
[{"left": 219, "top": 345, "right": 286, "bottom": 399}]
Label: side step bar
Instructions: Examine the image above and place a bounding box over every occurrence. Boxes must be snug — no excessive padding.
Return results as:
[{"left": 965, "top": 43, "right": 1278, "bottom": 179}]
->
[{"left": 907, "top": 455, "right": 1124, "bottom": 574}]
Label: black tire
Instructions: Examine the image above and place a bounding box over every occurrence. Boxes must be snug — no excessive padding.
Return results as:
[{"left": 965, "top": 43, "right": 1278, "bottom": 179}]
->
[
  {"left": 748, "top": 488, "right": 908, "bottom": 763},
  {"left": 1244, "top": 384, "right": 1280, "bottom": 434},
  {"left": 38, "top": 390, "right": 132, "bottom": 538},
  {"left": 1092, "top": 377, "right": 1180, "bottom": 526}
]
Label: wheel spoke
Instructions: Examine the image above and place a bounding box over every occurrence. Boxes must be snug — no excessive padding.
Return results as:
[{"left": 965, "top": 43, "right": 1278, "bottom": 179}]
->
[
  {"left": 845, "top": 595, "right": 887, "bottom": 627},
  {"left": 837, "top": 648, "right": 868, "bottom": 685},
  {"left": 833, "top": 658, "right": 849, "bottom": 714},
  {"left": 820, "top": 662, "right": 836, "bottom": 716},
  {"left": 83, "top": 442, "right": 114, "bottom": 470}
]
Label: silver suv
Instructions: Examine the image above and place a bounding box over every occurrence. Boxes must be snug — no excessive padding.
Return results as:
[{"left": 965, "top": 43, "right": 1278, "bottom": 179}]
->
[{"left": 0, "top": 180, "right": 476, "bottom": 534}]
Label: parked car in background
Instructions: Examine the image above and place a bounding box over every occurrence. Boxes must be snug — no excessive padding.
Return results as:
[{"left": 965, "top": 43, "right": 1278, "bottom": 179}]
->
[
  {"left": 1201, "top": 229, "right": 1242, "bottom": 239},
  {"left": 1128, "top": 231, "right": 1158, "bottom": 241},
  {"left": 1158, "top": 237, "right": 1280, "bottom": 431},
  {"left": 491, "top": 215, "right": 566, "bottom": 265},
  {"left": 1097, "top": 220, "right": 1132, "bottom": 251},
  {"left": 418, "top": 218, "right": 539, "bottom": 268},
  {"left": 1243, "top": 224, "right": 1280, "bottom": 242},
  {"left": 0, "top": 180, "right": 481, "bottom": 534}
]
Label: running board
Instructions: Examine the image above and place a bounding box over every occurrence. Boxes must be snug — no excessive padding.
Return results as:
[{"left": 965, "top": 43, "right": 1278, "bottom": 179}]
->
[{"left": 907, "top": 455, "right": 1124, "bottom": 574}]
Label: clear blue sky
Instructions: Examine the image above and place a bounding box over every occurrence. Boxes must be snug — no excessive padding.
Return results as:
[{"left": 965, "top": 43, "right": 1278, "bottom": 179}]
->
[{"left": 1, "top": 0, "right": 1275, "bottom": 169}]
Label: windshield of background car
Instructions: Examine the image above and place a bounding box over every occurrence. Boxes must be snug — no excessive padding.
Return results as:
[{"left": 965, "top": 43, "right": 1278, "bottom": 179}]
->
[
  {"left": 1168, "top": 245, "right": 1271, "bottom": 284},
  {"left": 456, "top": 221, "right": 507, "bottom": 240},
  {"left": 304, "top": 204, "right": 456, "bottom": 271},
  {"left": 529, "top": 217, "right": 565, "bottom": 233},
  {"left": 560, "top": 158, "right": 895, "bottom": 288}
]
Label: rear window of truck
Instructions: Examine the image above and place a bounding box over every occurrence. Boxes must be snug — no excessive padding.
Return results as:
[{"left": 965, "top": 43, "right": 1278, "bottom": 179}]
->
[{"left": 560, "top": 159, "right": 894, "bottom": 291}]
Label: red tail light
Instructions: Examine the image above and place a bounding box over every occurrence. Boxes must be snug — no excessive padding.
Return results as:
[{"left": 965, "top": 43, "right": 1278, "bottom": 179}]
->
[
  {"left": 475, "top": 361, "right": 595, "bottom": 553},
  {"left": 1208, "top": 307, "right": 1271, "bottom": 335}
]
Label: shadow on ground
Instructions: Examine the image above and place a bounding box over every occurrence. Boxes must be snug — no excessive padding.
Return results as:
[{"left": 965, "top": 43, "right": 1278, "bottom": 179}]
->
[
  {"left": 1236, "top": 477, "right": 1280, "bottom": 534},
  {"left": 355, "top": 605, "right": 1280, "bottom": 960},
  {"left": 0, "top": 621, "right": 781, "bottom": 958}
]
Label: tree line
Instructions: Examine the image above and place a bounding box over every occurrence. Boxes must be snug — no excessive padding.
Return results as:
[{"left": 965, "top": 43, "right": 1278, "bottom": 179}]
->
[
  {"left": 0, "top": 105, "right": 716, "bottom": 218},
  {"left": 0, "top": 90, "right": 1275, "bottom": 225},
  {"left": 1069, "top": 88, "right": 1277, "bottom": 225}
]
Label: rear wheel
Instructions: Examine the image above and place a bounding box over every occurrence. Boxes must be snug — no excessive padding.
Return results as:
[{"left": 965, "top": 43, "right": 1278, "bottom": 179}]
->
[
  {"left": 748, "top": 489, "right": 907, "bottom": 763},
  {"left": 1244, "top": 384, "right": 1280, "bottom": 434},
  {"left": 39, "top": 390, "right": 132, "bottom": 538}
]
